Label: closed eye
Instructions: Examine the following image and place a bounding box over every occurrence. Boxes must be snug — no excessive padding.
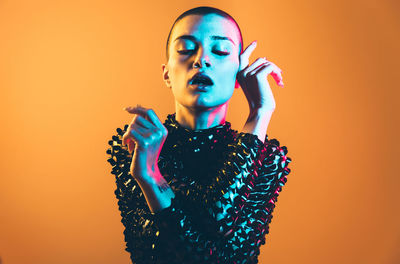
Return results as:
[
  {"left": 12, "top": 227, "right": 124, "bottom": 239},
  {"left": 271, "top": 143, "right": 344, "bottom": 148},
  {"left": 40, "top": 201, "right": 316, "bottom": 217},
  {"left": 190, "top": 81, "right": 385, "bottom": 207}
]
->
[
  {"left": 177, "top": 50, "right": 230, "bottom": 56},
  {"left": 177, "top": 50, "right": 193, "bottom": 55},
  {"left": 214, "top": 51, "right": 230, "bottom": 56}
]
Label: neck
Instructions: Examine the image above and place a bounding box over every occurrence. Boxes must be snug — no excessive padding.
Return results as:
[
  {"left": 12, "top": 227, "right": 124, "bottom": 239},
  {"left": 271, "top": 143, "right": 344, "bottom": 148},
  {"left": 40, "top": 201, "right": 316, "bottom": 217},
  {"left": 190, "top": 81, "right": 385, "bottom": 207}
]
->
[{"left": 174, "top": 102, "right": 228, "bottom": 130}]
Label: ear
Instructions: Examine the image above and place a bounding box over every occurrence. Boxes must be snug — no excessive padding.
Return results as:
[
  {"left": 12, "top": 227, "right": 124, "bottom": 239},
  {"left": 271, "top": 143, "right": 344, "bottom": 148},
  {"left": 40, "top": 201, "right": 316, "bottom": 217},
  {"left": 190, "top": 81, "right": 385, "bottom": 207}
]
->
[{"left": 161, "top": 63, "right": 171, "bottom": 88}]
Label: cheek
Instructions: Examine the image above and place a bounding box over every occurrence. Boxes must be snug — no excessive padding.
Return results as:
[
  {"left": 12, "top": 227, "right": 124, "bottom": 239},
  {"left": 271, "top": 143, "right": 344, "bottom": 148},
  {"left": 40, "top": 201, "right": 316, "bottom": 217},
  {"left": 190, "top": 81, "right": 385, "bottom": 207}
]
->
[
  {"left": 216, "top": 59, "right": 239, "bottom": 82},
  {"left": 169, "top": 63, "right": 187, "bottom": 86}
]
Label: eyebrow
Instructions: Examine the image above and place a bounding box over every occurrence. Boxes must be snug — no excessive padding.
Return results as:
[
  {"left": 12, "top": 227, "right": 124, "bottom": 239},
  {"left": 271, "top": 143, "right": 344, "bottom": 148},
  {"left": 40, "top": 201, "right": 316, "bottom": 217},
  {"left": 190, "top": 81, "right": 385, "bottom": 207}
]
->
[{"left": 173, "top": 35, "right": 235, "bottom": 45}]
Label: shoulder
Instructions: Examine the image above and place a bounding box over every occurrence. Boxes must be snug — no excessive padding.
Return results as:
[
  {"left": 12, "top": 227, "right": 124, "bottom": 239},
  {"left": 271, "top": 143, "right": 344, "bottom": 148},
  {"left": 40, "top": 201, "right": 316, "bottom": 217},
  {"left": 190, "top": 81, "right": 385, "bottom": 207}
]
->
[
  {"left": 257, "top": 136, "right": 292, "bottom": 182},
  {"left": 106, "top": 124, "right": 130, "bottom": 167},
  {"left": 233, "top": 131, "right": 265, "bottom": 153},
  {"left": 233, "top": 131, "right": 291, "bottom": 166},
  {"left": 261, "top": 137, "right": 290, "bottom": 162},
  {"left": 106, "top": 124, "right": 147, "bottom": 205}
]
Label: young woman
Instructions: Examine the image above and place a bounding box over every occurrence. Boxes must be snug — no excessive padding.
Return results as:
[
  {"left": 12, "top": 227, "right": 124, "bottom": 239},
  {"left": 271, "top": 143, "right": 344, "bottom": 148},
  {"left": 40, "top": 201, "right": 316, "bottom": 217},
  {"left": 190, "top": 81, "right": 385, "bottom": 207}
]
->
[{"left": 107, "top": 6, "right": 291, "bottom": 264}]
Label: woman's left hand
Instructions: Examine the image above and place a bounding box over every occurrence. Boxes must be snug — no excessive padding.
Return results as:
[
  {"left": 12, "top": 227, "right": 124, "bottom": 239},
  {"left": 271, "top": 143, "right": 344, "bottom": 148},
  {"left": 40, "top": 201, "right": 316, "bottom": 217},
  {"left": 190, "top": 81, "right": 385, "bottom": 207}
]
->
[{"left": 236, "top": 40, "right": 284, "bottom": 113}]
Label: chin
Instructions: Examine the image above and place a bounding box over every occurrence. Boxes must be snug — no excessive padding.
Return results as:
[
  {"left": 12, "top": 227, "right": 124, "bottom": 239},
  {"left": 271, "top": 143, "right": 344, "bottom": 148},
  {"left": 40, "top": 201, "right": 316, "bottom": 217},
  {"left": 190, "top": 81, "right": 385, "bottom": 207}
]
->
[{"left": 196, "top": 99, "right": 231, "bottom": 110}]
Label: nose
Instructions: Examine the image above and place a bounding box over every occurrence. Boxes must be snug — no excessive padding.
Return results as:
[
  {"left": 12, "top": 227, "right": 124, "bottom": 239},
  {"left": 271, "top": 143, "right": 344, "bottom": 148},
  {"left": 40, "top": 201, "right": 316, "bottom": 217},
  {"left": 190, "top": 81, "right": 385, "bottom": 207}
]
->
[{"left": 193, "top": 48, "right": 211, "bottom": 68}]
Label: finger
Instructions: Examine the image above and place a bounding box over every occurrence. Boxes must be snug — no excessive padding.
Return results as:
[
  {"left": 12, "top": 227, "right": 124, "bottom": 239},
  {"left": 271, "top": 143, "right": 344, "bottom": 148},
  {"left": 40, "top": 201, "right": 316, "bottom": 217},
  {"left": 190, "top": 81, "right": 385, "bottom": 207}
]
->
[
  {"left": 125, "top": 107, "right": 155, "bottom": 131},
  {"left": 248, "top": 62, "right": 271, "bottom": 76},
  {"left": 135, "top": 114, "right": 154, "bottom": 129},
  {"left": 122, "top": 119, "right": 147, "bottom": 146},
  {"left": 128, "top": 140, "right": 135, "bottom": 153},
  {"left": 125, "top": 106, "right": 155, "bottom": 125},
  {"left": 126, "top": 106, "right": 166, "bottom": 133},
  {"left": 242, "top": 57, "right": 268, "bottom": 78},
  {"left": 239, "top": 41, "right": 257, "bottom": 72},
  {"left": 122, "top": 114, "right": 145, "bottom": 146},
  {"left": 125, "top": 105, "right": 152, "bottom": 128},
  {"left": 273, "top": 71, "right": 284, "bottom": 87},
  {"left": 122, "top": 130, "right": 132, "bottom": 147},
  {"left": 126, "top": 129, "right": 143, "bottom": 153},
  {"left": 146, "top": 109, "right": 166, "bottom": 131},
  {"left": 269, "top": 65, "right": 284, "bottom": 87},
  {"left": 254, "top": 64, "right": 284, "bottom": 87},
  {"left": 130, "top": 122, "right": 150, "bottom": 136},
  {"left": 122, "top": 131, "right": 137, "bottom": 147},
  {"left": 266, "top": 62, "right": 284, "bottom": 87},
  {"left": 122, "top": 126, "right": 145, "bottom": 150}
]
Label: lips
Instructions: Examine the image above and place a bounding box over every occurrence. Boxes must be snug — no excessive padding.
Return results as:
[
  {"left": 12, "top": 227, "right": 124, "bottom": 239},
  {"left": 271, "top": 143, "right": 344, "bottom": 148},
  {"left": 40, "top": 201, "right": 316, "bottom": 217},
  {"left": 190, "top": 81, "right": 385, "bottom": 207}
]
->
[{"left": 189, "top": 72, "right": 214, "bottom": 85}]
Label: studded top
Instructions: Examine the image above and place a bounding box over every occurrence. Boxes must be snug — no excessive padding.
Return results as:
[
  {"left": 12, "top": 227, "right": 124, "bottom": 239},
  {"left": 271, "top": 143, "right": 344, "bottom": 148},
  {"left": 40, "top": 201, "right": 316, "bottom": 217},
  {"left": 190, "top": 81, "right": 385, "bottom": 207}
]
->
[{"left": 106, "top": 113, "right": 292, "bottom": 264}]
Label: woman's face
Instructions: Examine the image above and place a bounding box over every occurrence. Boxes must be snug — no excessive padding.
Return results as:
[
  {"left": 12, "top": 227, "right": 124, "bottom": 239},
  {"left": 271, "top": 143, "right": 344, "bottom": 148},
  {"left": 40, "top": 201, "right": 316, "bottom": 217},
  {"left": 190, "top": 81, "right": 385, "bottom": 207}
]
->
[{"left": 162, "top": 14, "right": 241, "bottom": 111}]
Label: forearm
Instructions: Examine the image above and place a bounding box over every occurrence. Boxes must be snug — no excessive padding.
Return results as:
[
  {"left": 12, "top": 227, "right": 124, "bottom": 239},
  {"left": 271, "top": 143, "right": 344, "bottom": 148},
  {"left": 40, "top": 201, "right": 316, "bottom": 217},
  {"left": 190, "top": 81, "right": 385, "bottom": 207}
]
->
[
  {"left": 241, "top": 108, "right": 274, "bottom": 144},
  {"left": 135, "top": 168, "right": 175, "bottom": 214}
]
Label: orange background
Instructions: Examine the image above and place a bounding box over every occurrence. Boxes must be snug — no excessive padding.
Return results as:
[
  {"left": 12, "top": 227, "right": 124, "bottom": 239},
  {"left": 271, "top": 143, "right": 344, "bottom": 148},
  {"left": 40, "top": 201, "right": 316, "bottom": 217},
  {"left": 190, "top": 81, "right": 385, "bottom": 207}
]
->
[{"left": 1, "top": 0, "right": 399, "bottom": 263}]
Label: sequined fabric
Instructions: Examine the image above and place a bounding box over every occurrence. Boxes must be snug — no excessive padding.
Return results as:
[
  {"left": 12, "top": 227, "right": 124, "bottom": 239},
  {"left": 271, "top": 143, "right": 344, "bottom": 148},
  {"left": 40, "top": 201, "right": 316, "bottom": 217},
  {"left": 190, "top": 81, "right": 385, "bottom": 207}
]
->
[{"left": 106, "top": 113, "right": 292, "bottom": 264}]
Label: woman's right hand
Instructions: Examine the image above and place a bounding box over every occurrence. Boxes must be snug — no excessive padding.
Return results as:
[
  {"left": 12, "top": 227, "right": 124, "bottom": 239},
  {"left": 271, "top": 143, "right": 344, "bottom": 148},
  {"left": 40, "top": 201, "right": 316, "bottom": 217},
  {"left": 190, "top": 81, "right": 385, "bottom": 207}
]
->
[{"left": 121, "top": 105, "right": 169, "bottom": 185}]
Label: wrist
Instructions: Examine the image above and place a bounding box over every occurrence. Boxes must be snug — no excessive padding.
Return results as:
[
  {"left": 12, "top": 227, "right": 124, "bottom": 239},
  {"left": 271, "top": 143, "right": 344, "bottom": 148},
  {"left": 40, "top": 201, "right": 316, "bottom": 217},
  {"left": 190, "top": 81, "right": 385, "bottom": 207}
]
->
[
  {"left": 136, "top": 170, "right": 175, "bottom": 213},
  {"left": 242, "top": 109, "right": 274, "bottom": 144},
  {"left": 135, "top": 168, "right": 164, "bottom": 190}
]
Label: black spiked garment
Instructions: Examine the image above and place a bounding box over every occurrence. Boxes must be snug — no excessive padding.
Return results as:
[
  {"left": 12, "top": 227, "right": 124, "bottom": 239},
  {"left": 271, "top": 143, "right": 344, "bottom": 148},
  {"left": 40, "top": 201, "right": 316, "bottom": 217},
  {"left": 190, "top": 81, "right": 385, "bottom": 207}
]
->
[{"left": 106, "top": 113, "right": 292, "bottom": 264}]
